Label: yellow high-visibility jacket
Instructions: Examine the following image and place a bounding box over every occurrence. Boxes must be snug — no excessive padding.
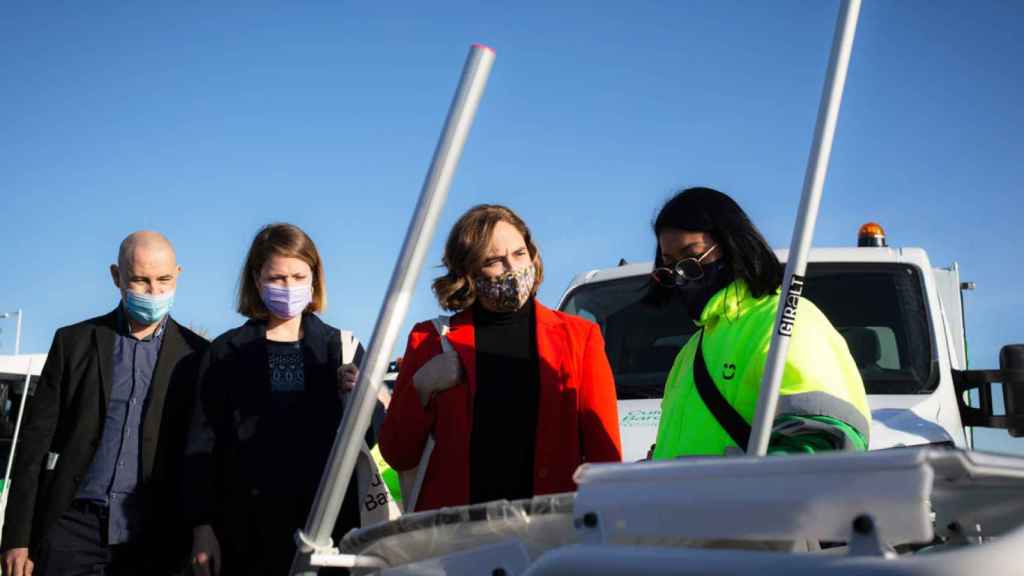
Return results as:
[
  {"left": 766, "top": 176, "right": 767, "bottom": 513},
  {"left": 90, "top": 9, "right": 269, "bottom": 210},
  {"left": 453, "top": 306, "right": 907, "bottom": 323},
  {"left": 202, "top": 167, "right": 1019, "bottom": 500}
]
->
[{"left": 653, "top": 280, "right": 871, "bottom": 458}]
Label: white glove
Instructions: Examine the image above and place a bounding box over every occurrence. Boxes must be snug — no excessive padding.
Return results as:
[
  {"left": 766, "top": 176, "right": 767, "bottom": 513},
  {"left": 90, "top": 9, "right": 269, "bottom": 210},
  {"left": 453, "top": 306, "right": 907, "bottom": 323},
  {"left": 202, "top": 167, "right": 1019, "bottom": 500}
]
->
[{"left": 412, "top": 350, "right": 463, "bottom": 406}]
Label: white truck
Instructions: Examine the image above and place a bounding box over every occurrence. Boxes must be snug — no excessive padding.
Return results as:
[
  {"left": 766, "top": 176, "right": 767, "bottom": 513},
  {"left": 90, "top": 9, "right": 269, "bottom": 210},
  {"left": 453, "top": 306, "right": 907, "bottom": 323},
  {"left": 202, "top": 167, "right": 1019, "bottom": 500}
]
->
[{"left": 558, "top": 224, "right": 1023, "bottom": 461}]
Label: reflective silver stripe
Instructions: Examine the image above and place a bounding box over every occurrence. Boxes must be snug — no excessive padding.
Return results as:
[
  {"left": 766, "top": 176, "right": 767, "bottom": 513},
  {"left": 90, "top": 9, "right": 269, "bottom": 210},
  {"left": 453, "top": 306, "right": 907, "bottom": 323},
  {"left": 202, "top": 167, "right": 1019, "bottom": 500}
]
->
[
  {"left": 770, "top": 417, "right": 857, "bottom": 451},
  {"left": 775, "top": 391, "right": 870, "bottom": 443}
]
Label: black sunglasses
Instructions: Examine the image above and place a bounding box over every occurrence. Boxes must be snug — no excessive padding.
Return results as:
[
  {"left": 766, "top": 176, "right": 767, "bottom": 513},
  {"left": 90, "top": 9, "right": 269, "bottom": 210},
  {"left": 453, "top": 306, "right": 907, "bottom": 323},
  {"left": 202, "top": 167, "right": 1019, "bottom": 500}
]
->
[{"left": 651, "top": 244, "right": 718, "bottom": 287}]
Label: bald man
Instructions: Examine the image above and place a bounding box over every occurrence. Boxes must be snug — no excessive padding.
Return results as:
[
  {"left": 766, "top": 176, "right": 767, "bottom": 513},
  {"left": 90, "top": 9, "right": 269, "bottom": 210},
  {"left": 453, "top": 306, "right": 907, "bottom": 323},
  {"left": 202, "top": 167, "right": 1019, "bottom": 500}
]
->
[{"left": 2, "top": 232, "right": 208, "bottom": 576}]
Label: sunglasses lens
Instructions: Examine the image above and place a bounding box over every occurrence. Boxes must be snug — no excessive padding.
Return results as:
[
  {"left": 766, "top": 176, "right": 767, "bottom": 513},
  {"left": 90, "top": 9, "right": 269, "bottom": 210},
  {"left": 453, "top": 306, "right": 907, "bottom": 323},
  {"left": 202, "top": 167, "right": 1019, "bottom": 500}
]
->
[{"left": 677, "top": 259, "right": 703, "bottom": 279}]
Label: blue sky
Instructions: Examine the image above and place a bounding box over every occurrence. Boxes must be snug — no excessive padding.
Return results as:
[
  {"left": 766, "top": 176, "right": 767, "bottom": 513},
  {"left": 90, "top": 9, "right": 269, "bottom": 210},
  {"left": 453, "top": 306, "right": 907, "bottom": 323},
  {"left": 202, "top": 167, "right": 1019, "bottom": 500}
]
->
[{"left": 2, "top": 3, "right": 1022, "bottom": 450}]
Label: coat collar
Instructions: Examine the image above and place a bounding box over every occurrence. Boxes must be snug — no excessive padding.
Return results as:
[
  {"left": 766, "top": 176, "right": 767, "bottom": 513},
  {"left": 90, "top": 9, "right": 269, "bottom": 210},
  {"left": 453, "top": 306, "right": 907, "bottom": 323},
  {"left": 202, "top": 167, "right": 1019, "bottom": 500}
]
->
[
  {"left": 142, "top": 317, "right": 186, "bottom": 450},
  {"left": 696, "top": 279, "right": 765, "bottom": 328},
  {"left": 94, "top": 308, "right": 120, "bottom": 406},
  {"left": 445, "top": 309, "right": 478, "bottom": 401},
  {"left": 229, "top": 312, "right": 333, "bottom": 368},
  {"left": 93, "top": 307, "right": 186, "bottom": 411}
]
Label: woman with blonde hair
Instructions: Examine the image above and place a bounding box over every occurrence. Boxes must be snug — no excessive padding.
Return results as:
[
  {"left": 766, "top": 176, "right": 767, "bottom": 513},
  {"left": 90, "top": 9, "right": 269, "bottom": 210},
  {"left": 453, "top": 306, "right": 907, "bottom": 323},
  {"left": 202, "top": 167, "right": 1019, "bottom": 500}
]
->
[
  {"left": 186, "top": 223, "right": 371, "bottom": 575},
  {"left": 380, "top": 204, "right": 622, "bottom": 512}
]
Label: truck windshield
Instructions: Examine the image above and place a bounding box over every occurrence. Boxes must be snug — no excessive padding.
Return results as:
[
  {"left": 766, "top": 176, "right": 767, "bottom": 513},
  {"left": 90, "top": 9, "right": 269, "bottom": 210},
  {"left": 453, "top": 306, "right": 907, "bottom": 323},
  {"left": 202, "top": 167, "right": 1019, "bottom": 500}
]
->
[{"left": 560, "top": 263, "right": 934, "bottom": 398}]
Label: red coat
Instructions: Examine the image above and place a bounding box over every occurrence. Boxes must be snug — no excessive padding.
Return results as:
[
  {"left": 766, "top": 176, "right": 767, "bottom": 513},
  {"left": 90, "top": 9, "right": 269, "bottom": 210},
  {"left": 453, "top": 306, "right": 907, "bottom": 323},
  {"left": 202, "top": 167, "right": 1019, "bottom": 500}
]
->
[{"left": 379, "top": 300, "right": 622, "bottom": 512}]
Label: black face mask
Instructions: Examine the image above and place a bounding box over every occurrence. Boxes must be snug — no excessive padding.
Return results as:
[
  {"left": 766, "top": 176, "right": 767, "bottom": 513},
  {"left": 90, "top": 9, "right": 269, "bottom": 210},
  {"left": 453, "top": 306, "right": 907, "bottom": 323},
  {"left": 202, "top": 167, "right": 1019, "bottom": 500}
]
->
[{"left": 675, "top": 259, "right": 734, "bottom": 321}]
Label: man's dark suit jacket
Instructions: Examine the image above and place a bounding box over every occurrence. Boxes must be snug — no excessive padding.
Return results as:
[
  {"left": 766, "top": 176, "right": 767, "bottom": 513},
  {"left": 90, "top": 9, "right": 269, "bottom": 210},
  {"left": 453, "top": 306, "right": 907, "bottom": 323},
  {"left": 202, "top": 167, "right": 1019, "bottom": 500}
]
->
[{"left": 1, "top": 308, "right": 208, "bottom": 573}]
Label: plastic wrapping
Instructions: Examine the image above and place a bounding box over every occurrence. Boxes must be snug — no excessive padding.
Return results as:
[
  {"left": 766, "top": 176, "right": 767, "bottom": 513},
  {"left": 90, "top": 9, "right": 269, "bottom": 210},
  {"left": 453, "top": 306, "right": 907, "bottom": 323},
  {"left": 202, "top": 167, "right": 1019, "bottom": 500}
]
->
[{"left": 338, "top": 493, "right": 576, "bottom": 568}]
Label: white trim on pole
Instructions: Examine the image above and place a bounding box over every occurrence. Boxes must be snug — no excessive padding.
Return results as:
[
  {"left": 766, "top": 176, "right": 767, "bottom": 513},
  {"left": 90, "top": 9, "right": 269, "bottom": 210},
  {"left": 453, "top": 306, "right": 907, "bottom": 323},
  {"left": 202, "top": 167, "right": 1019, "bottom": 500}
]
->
[
  {"left": 747, "top": 0, "right": 862, "bottom": 456},
  {"left": 290, "top": 44, "right": 496, "bottom": 575},
  {"left": 0, "top": 310, "right": 21, "bottom": 356},
  {"left": 14, "top": 310, "right": 21, "bottom": 356},
  {"left": 309, "top": 553, "right": 388, "bottom": 569}
]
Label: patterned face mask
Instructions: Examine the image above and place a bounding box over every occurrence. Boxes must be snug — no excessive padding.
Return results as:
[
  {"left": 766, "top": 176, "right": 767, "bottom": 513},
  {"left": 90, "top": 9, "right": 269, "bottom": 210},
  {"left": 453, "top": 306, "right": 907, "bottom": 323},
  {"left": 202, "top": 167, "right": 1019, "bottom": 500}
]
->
[{"left": 475, "top": 264, "right": 536, "bottom": 313}]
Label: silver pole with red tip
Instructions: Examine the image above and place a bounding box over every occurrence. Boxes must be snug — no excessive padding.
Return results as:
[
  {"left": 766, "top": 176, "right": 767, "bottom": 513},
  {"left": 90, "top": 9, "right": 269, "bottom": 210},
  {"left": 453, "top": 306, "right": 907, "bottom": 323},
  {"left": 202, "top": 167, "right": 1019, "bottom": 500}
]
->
[{"left": 291, "top": 43, "right": 495, "bottom": 574}]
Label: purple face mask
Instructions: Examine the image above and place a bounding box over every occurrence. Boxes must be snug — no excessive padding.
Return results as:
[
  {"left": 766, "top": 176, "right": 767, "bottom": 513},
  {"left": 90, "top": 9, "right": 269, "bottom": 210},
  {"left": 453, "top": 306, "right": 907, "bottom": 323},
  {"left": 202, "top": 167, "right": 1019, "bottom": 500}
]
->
[{"left": 260, "top": 283, "right": 312, "bottom": 319}]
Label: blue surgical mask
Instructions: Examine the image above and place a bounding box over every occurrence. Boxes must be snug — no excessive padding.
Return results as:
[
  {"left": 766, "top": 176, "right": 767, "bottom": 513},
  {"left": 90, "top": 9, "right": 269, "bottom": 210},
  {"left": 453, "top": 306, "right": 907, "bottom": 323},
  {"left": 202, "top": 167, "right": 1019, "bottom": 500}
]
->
[{"left": 123, "top": 290, "right": 175, "bottom": 325}]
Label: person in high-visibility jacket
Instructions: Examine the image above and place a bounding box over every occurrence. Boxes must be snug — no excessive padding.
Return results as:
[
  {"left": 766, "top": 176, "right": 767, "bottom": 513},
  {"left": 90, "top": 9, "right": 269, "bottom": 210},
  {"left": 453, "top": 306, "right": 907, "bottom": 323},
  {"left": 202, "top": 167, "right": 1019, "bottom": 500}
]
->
[{"left": 650, "top": 188, "right": 871, "bottom": 459}]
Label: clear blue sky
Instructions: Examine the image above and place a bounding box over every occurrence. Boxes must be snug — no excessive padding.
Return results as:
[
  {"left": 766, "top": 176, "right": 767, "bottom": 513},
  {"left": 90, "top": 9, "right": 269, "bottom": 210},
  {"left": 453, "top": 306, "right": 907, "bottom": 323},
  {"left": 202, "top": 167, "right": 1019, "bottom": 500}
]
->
[{"left": 2, "top": 2, "right": 1022, "bottom": 449}]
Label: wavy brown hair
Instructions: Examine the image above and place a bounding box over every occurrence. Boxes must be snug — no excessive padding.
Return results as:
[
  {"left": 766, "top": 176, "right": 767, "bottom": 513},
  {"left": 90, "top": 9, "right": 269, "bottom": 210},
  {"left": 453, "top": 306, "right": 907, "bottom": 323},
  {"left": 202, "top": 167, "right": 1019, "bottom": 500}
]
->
[
  {"left": 237, "top": 223, "right": 327, "bottom": 319},
  {"left": 432, "top": 204, "right": 544, "bottom": 312}
]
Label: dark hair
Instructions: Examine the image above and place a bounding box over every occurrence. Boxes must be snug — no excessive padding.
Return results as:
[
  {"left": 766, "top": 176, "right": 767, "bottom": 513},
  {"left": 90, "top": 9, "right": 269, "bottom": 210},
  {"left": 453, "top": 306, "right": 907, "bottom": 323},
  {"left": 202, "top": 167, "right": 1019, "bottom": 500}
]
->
[
  {"left": 652, "top": 187, "right": 783, "bottom": 298},
  {"left": 432, "top": 204, "right": 544, "bottom": 312},
  {"left": 237, "top": 223, "right": 327, "bottom": 319}
]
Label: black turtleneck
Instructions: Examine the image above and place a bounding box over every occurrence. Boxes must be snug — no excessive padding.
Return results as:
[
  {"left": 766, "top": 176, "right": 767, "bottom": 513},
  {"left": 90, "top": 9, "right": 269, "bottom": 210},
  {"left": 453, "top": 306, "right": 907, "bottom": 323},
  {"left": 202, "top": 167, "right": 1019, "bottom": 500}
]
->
[{"left": 469, "top": 299, "right": 540, "bottom": 504}]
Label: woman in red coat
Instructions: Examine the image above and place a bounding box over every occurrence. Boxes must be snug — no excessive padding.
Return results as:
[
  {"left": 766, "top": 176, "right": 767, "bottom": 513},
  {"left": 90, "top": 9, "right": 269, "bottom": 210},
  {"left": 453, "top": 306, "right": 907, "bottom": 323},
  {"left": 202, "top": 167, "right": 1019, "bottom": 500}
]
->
[{"left": 379, "top": 204, "right": 622, "bottom": 512}]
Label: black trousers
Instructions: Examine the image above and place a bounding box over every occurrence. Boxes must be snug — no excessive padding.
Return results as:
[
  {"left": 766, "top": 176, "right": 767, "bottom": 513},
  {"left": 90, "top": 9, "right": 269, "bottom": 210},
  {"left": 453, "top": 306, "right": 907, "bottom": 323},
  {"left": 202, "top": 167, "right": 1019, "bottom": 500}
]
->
[
  {"left": 224, "top": 493, "right": 348, "bottom": 576},
  {"left": 34, "top": 503, "right": 142, "bottom": 576}
]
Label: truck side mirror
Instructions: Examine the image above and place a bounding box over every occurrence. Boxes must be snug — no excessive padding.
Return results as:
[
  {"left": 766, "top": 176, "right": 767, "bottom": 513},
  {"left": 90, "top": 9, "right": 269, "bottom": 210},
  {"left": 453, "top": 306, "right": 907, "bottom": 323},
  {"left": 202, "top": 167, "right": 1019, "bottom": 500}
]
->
[
  {"left": 953, "top": 345, "right": 1024, "bottom": 436},
  {"left": 1001, "top": 344, "right": 1024, "bottom": 437}
]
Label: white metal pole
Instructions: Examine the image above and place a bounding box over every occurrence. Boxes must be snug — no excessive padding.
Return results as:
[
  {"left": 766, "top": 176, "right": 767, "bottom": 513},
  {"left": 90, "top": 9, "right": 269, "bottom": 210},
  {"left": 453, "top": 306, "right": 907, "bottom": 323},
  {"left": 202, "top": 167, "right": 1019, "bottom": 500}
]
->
[
  {"left": 290, "top": 43, "right": 495, "bottom": 575},
  {"left": 0, "top": 359, "right": 33, "bottom": 541},
  {"left": 2, "top": 359, "right": 32, "bottom": 487},
  {"left": 747, "top": 0, "right": 862, "bottom": 456},
  {"left": 14, "top": 309, "right": 21, "bottom": 356}
]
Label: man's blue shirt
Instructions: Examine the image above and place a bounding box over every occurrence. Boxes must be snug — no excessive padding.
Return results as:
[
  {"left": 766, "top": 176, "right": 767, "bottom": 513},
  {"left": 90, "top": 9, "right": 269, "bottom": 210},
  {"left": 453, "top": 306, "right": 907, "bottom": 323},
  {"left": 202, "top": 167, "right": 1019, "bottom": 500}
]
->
[{"left": 75, "top": 307, "right": 165, "bottom": 545}]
